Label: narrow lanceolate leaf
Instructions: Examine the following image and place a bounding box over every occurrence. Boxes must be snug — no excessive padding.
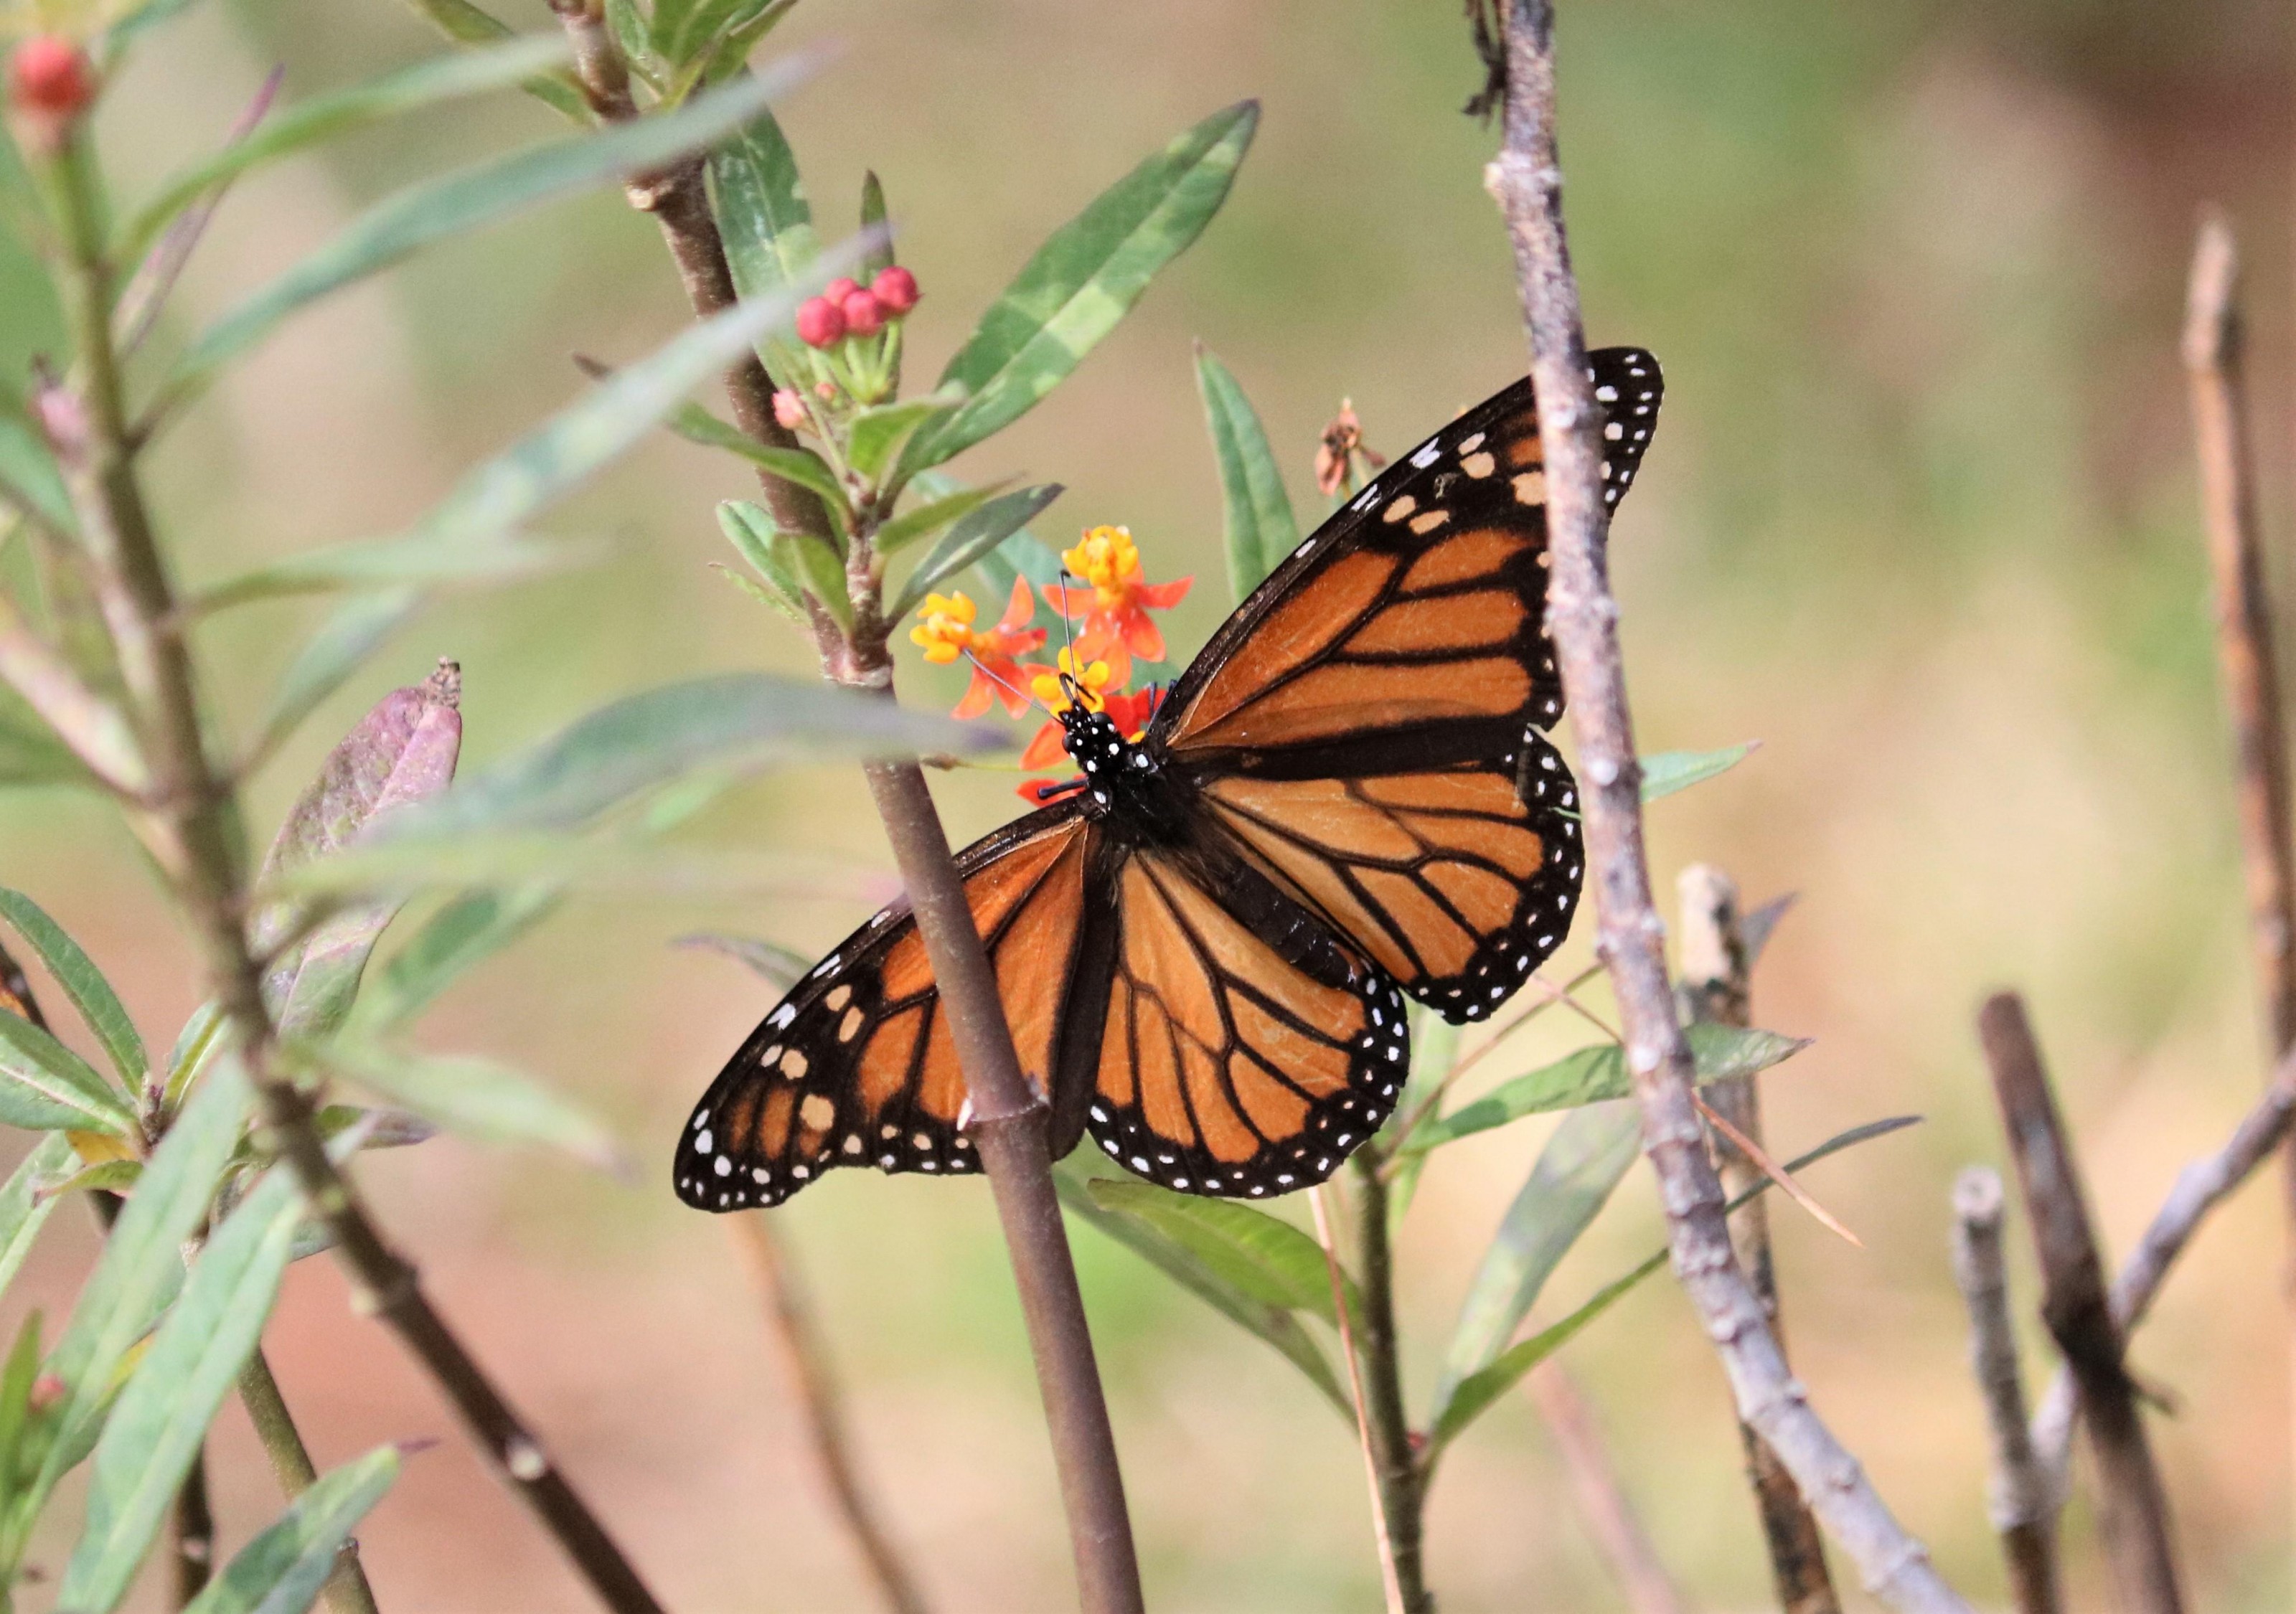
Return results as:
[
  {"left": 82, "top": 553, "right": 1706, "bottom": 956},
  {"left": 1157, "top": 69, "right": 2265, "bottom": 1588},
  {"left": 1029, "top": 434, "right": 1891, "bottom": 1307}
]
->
[
  {"left": 1431, "top": 1102, "right": 1641, "bottom": 1426},
  {"left": 59, "top": 1166, "right": 304, "bottom": 1613},
  {"left": 716, "top": 501, "right": 805, "bottom": 619},
  {"left": 243, "top": 588, "right": 425, "bottom": 773},
  {"left": 265, "top": 831, "right": 854, "bottom": 903},
  {"left": 0, "top": 1007, "right": 136, "bottom": 1136},
  {"left": 1085, "top": 1177, "right": 1355, "bottom": 1324},
  {"left": 116, "top": 35, "right": 578, "bottom": 273},
  {"left": 845, "top": 389, "right": 963, "bottom": 489},
  {"left": 313, "top": 1042, "right": 626, "bottom": 1173},
  {"left": 34, "top": 1060, "right": 253, "bottom": 1505},
  {"left": 1195, "top": 345, "right": 1297, "bottom": 600},
  {"left": 344, "top": 671, "right": 991, "bottom": 843},
  {"left": 185, "top": 1445, "right": 401, "bottom": 1614},
  {"left": 1639, "top": 742, "right": 1756, "bottom": 804},
  {"left": 889, "top": 483, "right": 1065, "bottom": 622},
  {"left": 172, "top": 62, "right": 811, "bottom": 398},
  {"left": 903, "top": 100, "right": 1258, "bottom": 476},
  {"left": 0, "top": 705, "right": 88, "bottom": 787},
  {"left": 673, "top": 931, "right": 815, "bottom": 990},
  {"left": 0, "top": 1133, "right": 77, "bottom": 1303},
  {"left": 1402, "top": 1024, "right": 1810, "bottom": 1156},
  {"left": 0, "top": 888, "right": 146, "bottom": 1087},
  {"left": 256, "top": 664, "right": 464, "bottom": 1042},
  {"left": 872, "top": 481, "right": 1007, "bottom": 558},
  {"left": 709, "top": 102, "right": 816, "bottom": 298},
  {"left": 1424, "top": 1115, "right": 1922, "bottom": 1460},
  {"left": 347, "top": 886, "right": 563, "bottom": 1034},
  {"left": 1056, "top": 1165, "right": 1349, "bottom": 1415},
  {"left": 188, "top": 532, "right": 574, "bottom": 614}
]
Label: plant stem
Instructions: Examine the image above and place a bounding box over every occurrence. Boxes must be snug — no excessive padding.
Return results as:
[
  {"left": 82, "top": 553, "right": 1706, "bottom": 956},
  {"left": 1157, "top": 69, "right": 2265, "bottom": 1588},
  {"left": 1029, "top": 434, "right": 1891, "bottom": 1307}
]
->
[
  {"left": 40, "top": 117, "right": 664, "bottom": 1614},
  {"left": 1978, "top": 995, "right": 2184, "bottom": 1613},
  {"left": 1309, "top": 1184, "right": 1406, "bottom": 1614},
  {"left": 1523, "top": 1360, "right": 1685, "bottom": 1614},
  {"left": 1678, "top": 865, "right": 1838, "bottom": 1613},
  {"left": 1483, "top": 6, "right": 1965, "bottom": 1608},
  {"left": 170, "top": 1446, "right": 214, "bottom": 1606},
  {"left": 729, "top": 1214, "right": 931, "bottom": 1614},
  {"left": 1345, "top": 1155, "right": 1429, "bottom": 1613},
  {"left": 1949, "top": 1167, "right": 2061, "bottom": 1614},
  {"left": 241, "top": 1348, "right": 385, "bottom": 1614}
]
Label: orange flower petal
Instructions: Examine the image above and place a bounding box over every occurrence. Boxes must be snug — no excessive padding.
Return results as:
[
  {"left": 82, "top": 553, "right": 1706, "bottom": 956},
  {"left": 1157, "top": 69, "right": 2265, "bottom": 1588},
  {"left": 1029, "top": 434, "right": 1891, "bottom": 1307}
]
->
[
  {"left": 1137, "top": 575, "right": 1192, "bottom": 609},
  {"left": 1020, "top": 721, "right": 1070, "bottom": 770}
]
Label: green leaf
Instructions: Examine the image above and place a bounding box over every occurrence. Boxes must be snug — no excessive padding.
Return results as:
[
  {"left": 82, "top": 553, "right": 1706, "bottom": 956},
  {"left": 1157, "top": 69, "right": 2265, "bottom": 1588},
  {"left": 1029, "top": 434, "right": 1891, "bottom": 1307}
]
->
[
  {"left": 0, "top": 706, "right": 88, "bottom": 788},
  {"left": 1195, "top": 345, "right": 1297, "bottom": 601},
  {"left": 1425, "top": 1115, "right": 1921, "bottom": 1458},
  {"left": 1084, "top": 1176, "right": 1352, "bottom": 1325},
  {"left": 1057, "top": 1164, "right": 1348, "bottom": 1415},
  {"left": 0, "top": 1134, "right": 76, "bottom": 1301},
  {"left": 172, "top": 64, "right": 809, "bottom": 399},
  {"left": 189, "top": 534, "right": 573, "bottom": 614},
  {"left": 0, "top": 1004, "right": 136, "bottom": 1136},
  {"left": 1429, "top": 1102, "right": 1641, "bottom": 1427},
  {"left": 715, "top": 501, "right": 804, "bottom": 615},
  {"left": 186, "top": 1445, "right": 400, "bottom": 1614},
  {"left": 0, "top": 415, "right": 71, "bottom": 534},
  {"left": 911, "top": 470, "right": 1065, "bottom": 605},
  {"left": 266, "top": 830, "right": 852, "bottom": 903},
  {"left": 1640, "top": 742, "right": 1756, "bottom": 804},
  {"left": 349, "top": 887, "right": 562, "bottom": 1034},
  {"left": 847, "top": 389, "right": 962, "bottom": 488},
  {"left": 664, "top": 0, "right": 792, "bottom": 80},
  {"left": 709, "top": 102, "right": 816, "bottom": 299},
  {"left": 33, "top": 1061, "right": 252, "bottom": 1508},
  {"left": 858, "top": 170, "right": 891, "bottom": 278},
  {"left": 311, "top": 1042, "right": 626, "bottom": 1172},
  {"left": 255, "top": 667, "right": 464, "bottom": 1042},
  {"left": 34, "top": 1157, "right": 144, "bottom": 1203},
  {"left": 673, "top": 931, "right": 814, "bottom": 989},
  {"left": 905, "top": 100, "right": 1258, "bottom": 475},
  {"left": 116, "top": 36, "right": 578, "bottom": 275},
  {"left": 1403, "top": 1025, "right": 1810, "bottom": 1156},
  {"left": 889, "top": 483, "right": 1065, "bottom": 622},
  {"left": 0, "top": 1310, "right": 43, "bottom": 1519},
  {"left": 60, "top": 1166, "right": 304, "bottom": 1613},
  {"left": 667, "top": 406, "right": 851, "bottom": 530},
  {"left": 243, "top": 589, "right": 425, "bottom": 773},
  {"left": 0, "top": 888, "right": 146, "bottom": 1088},
  {"left": 682, "top": 0, "right": 796, "bottom": 96},
  {"left": 872, "top": 481, "right": 1007, "bottom": 559}
]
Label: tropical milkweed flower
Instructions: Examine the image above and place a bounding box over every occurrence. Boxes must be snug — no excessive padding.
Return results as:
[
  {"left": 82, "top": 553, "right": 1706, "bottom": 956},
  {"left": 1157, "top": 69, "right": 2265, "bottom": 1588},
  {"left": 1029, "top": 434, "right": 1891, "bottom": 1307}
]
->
[
  {"left": 906, "top": 577, "right": 1046, "bottom": 718},
  {"left": 1019, "top": 648, "right": 1112, "bottom": 770},
  {"left": 1045, "top": 525, "right": 1190, "bottom": 686}
]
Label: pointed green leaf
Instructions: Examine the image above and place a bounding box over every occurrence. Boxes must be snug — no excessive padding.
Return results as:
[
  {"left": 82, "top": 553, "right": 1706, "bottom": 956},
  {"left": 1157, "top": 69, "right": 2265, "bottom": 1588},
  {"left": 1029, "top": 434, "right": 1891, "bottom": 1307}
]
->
[
  {"left": 189, "top": 532, "right": 577, "bottom": 614},
  {"left": 904, "top": 100, "right": 1257, "bottom": 474},
  {"left": 243, "top": 588, "right": 425, "bottom": 773},
  {"left": 672, "top": 931, "right": 814, "bottom": 989},
  {"left": 715, "top": 500, "right": 805, "bottom": 616},
  {"left": 0, "top": 705, "right": 88, "bottom": 788},
  {"left": 847, "top": 389, "right": 962, "bottom": 487},
  {"left": 349, "top": 887, "right": 562, "bottom": 1034},
  {"left": 0, "top": 1310, "right": 43, "bottom": 1516},
  {"left": 0, "top": 1133, "right": 75, "bottom": 1301},
  {"left": 1058, "top": 1165, "right": 1348, "bottom": 1415},
  {"left": 312, "top": 1042, "right": 625, "bottom": 1172},
  {"left": 858, "top": 170, "right": 891, "bottom": 278},
  {"left": 1195, "top": 346, "right": 1297, "bottom": 601},
  {"left": 0, "top": 1004, "right": 136, "bottom": 1136},
  {"left": 890, "top": 483, "right": 1065, "bottom": 622},
  {"left": 172, "top": 62, "right": 809, "bottom": 398},
  {"left": 665, "top": 0, "right": 793, "bottom": 81},
  {"left": 708, "top": 102, "right": 817, "bottom": 298},
  {"left": 1429, "top": 1102, "right": 1640, "bottom": 1425},
  {"left": 1425, "top": 1115, "right": 1921, "bottom": 1458},
  {"left": 116, "top": 36, "right": 578, "bottom": 275},
  {"left": 1403, "top": 1025, "right": 1810, "bottom": 1156},
  {"left": 0, "top": 888, "right": 146, "bottom": 1088},
  {"left": 872, "top": 481, "right": 1006, "bottom": 559},
  {"left": 1084, "top": 1176, "right": 1352, "bottom": 1323},
  {"left": 60, "top": 1165, "right": 304, "bottom": 1613},
  {"left": 1640, "top": 742, "right": 1756, "bottom": 803},
  {"left": 186, "top": 1445, "right": 400, "bottom": 1614}
]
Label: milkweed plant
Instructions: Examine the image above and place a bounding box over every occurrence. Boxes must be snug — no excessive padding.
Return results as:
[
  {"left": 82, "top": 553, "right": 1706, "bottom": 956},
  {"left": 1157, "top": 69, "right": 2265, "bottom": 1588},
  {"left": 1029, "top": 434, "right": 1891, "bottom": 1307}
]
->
[{"left": 0, "top": 0, "right": 1910, "bottom": 1606}]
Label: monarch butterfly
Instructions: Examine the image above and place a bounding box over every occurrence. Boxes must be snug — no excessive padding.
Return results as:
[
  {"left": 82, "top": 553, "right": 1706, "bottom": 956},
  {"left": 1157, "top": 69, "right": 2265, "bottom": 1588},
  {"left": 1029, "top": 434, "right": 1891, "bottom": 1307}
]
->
[{"left": 676, "top": 349, "right": 1662, "bottom": 1210}]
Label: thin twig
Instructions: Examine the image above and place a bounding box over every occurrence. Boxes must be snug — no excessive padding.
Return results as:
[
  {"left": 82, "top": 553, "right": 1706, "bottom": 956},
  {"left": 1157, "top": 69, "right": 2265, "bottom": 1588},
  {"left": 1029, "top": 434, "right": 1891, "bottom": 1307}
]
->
[
  {"left": 1678, "top": 865, "right": 1840, "bottom": 1613},
  {"left": 1346, "top": 1156, "right": 1430, "bottom": 1613},
  {"left": 1693, "top": 1095, "right": 1861, "bottom": 1248},
  {"left": 545, "top": 16, "right": 1143, "bottom": 1608},
  {"left": 1482, "top": 6, "right": 1965, "bottom": 1608},
  {"left": 729, "top": 1214, "right": 930, "bottom": 1614},
  {"left": 1950, "top": 1167, "right": 2061, "bottom": 1614},
  {"left": 38, "top": 111, "right": 664, "bottom": 1614},
  {"left": 171, "top": 1447, "right": 215, "bottom": 1606},
  {"left": 1523, "top": 1360, "right": 1688, "bottom": 1614},
  {"left": 1309, "top": 1184, "right": 1407, "bottom": 1614},
  {"left": 240, "top": 1348, "right": 385, "bottom": 1614},
  {"left": 1978, "top": 994, "right": 2184, "bottom": 1614},
  {"left": 2031, "top": 1044, "right": 2296, "bottom": 1491}
]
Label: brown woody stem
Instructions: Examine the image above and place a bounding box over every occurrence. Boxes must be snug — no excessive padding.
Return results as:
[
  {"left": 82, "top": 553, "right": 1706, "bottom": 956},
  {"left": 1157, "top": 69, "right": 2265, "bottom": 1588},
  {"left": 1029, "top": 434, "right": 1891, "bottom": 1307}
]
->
[{"left": 1484, "top": 5, "right": 1965, "bottom": 1608}]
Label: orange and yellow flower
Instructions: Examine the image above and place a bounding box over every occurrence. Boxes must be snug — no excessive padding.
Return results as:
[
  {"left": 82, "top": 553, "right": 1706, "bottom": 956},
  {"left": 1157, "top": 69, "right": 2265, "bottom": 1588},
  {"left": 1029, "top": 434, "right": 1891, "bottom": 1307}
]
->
[
  {"left": 1044, "top": 525, "right": 1190, "bottom": 686},
  {"left": 905, "top": 577, "right": 1047, "bottom": 718}
]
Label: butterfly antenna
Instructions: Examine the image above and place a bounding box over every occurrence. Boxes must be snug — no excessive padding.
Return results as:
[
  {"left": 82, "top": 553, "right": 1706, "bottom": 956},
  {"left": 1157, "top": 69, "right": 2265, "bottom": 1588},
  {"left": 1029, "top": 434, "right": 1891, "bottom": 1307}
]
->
[
  {"left": 966, "top": 650, "right": 1051, "bottom": 719},
  {"left": 1057, "top": 565, "right": 1078, "bottom": 664}
]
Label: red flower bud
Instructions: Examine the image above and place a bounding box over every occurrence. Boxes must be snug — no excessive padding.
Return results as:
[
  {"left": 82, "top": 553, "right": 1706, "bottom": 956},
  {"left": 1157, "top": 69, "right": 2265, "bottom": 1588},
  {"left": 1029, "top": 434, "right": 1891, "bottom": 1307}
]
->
[
  {"left": 10, "top": 36, "right": 95, "bottom": 121},
  {"left": 872, "top": 265, "right": 920, "bottom": 315},
  {"left": 823, "top": 277, "right": 861, "bottom": 304},
  {"left": 840, "top": 290, "right": 885, "bottom": 337},
  {"left": 795, "top": 296, "right": 846, "bottom": 349}
]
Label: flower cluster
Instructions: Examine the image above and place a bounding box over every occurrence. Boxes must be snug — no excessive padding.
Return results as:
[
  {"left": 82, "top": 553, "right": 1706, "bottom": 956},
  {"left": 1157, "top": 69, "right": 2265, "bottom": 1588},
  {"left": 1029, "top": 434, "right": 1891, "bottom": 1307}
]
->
[
  {"left": 773, "top": 265, "right": 921, "bottom": 417},
  {"left": 903, "top": 524, "right": 1190, "bottom": 801},
  {"left": 796, "top": 268, "right": 918, "bottom": 351}
]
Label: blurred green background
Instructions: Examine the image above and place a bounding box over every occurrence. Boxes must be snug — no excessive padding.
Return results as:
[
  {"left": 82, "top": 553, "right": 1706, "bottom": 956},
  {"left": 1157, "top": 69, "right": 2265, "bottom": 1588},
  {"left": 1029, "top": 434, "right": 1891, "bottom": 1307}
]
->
[{"left": 6, "top": 0, "right": 2295, "bottom": 1606}]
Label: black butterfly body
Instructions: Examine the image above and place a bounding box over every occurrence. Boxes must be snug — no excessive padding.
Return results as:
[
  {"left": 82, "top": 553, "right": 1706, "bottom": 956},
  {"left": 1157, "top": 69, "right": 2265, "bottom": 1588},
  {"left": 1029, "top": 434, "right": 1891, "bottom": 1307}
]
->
[{"left": 675, "top": 349, "right": 1662, "bottom": 1211}]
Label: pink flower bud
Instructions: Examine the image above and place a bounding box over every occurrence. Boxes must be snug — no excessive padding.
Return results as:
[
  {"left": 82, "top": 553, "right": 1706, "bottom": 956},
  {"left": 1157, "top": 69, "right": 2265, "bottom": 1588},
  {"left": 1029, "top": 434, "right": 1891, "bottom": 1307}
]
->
[
  {"left": 771, "top": 389, "right": 806, "bottom": 430},
  {"left": 28, "top": 1374, "right": 64, "bottom": 1412},
  {"left": 823, "top": 277, "right": 861, "bottom": 305},
  {"left": 872, "top": 266, "right": 920, "bottom": 316},
  {"left": 9, "top": 36, "right": 95, "bottom": 121},
  {"left": 840, "top": 290, "right": 885, "bottom": 337},
  {"left": 795, "top": 296, "right": 846, "bottom": 349},
  {"left": 814, "top": 381, "right": 837, "bottom": 400}
]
